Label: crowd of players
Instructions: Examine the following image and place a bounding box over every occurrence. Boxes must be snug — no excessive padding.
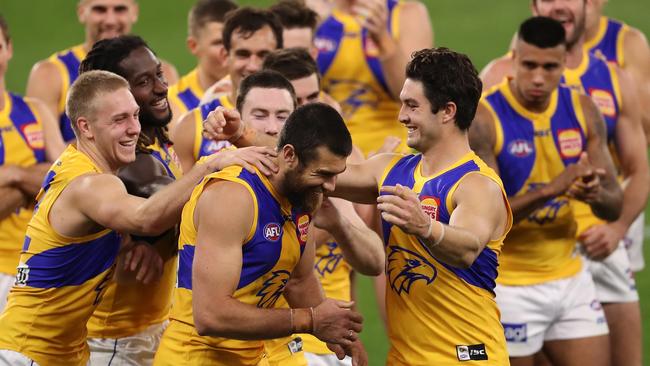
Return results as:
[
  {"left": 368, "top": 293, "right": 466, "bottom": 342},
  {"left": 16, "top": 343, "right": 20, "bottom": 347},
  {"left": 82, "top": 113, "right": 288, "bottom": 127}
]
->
[{"left": 0, "top": 0, "right": 648, "bottom": 365}]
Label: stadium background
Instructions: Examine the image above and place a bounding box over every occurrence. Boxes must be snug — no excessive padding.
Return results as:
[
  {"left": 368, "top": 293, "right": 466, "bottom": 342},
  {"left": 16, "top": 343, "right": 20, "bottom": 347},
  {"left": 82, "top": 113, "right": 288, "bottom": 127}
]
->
[{"left": 0, "top": 0, "right": 648, "bottom": 364}]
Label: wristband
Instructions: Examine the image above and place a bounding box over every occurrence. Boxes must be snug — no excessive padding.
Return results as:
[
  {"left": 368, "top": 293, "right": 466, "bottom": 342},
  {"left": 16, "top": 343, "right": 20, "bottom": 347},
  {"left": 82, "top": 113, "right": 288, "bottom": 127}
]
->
[{"left": 432, "top": 220, "right": 445, "bottom": 247}]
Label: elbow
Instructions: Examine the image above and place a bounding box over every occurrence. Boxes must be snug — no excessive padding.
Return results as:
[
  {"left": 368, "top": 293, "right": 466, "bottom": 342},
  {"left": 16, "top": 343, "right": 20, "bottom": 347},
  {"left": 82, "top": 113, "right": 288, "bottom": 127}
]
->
[
  {"left": 194, "top": 310, "right": 230, "bottom": 337},
  {"left": 355, "top": 253, "right": 385, "bottom": 276},
  {"left": 450, "top": 243, "right": 482, "bottom": 269}
]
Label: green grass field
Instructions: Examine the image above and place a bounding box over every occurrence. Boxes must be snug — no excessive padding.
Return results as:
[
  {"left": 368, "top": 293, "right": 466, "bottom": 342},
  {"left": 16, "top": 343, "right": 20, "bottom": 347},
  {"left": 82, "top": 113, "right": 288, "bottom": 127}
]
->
[{"left": 1, "top": 1, "right": 649, "bottom": 365}]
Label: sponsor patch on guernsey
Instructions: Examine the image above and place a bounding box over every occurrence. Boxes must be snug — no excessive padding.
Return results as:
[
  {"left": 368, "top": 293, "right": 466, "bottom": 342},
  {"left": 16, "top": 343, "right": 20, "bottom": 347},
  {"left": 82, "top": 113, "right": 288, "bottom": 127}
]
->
[{"left": 456, "top": 344, "right": 488, "bottom": 361}]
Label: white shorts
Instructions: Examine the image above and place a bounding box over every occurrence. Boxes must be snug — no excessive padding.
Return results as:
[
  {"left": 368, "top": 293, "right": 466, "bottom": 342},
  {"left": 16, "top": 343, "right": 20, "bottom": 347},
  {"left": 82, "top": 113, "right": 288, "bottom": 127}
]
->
[
  {"left": 88, "top": 321, "right": 167, "bottom": 366},
  {"left": 495, "top": 267, "right": 609, "bottom": 357},
  {"left": 304, "top": 353, "right": 352, "bottom": 366},
  {"left": 623, "top": 212, "right": 644, "bottom": 272},
  {"left": 0, "top": 272, "right": 14, "bottom": 313},
  {"left": 585, "top": 242, "right": 638, "bottom": 303},
  {"left": 0, "top": 350, "right": 45, "bottom": 366}
]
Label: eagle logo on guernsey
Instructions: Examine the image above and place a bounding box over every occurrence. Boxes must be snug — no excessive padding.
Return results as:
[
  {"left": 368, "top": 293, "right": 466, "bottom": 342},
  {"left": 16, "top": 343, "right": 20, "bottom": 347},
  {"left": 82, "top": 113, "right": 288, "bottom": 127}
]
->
[
  {"left": 508, "top": 139, "right": 533, "bottom": 158},
  {"left": 557, "top": 129, "right": 583, "bottom": 159},
  {"left": 589, "top": 89, "right": 616, "bottom": 117},
  {"left": 387, "top": 246, "right": 437, "bottom": 295},
  {"left": 315, "top": 242, "right": 344, "bottom": 277},
  {"left": 420, "top": 196, "right": 440, "bottom": 221},
  {"left": 256, "top": 270, "right": 291, "bottom": 308},
  {"left": 264, "top": 223, "right": 282, "bottom": 242},
  {"left": 296, "top": 214, "right": 310, "bottom": 245},
  {"left": 20, "top": 123, "right": 45, "bottom": 150},
  {"left": 526, "top": 183, "right": 569, "bottom": 224}
]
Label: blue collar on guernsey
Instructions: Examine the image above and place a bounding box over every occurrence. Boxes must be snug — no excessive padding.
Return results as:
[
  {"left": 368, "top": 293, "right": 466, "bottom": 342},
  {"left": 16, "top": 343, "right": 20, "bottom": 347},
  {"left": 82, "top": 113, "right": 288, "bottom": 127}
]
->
[{"left": 381, "top": 154, "right": 499, "bottom": 294}]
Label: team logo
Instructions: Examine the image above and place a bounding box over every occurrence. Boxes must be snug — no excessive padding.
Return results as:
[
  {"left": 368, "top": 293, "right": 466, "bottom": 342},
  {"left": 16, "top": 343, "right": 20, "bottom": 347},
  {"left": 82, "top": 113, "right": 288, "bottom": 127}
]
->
[
  {"left": 256, "top": 270, "right": 291, "bottom": 308},
  {"left": 589, "top": 88, "right": 616, "bottom": 117},
  {"left": 314, "top": 37, "right": 336, "bottom": 53},
  {"left": 263, "top": 223, "right": 282, "bottom": 242},
  {"left": 503, "top": 323, "right": 527, "bottom": 342},
  {"left": 526, "top": 183, "right": 569, "bottom": 225},
  {"left": 456, "top": 344, "right": 488, "bottom": 362},
  {"left": 590, "top": 299, "right": 603, "bottom": 311},
  {"left": 387, "top": 246, "right": 437, "bottom": 295},
  {"left": 315, "top": 242, "right": 344, "bottom": 276},
  {"left": 507, "top": 139, "right": 533, "bottom": 158},
  {"left": 20, "top": 123, "right": 44, "bottom": 150},
  {"left": 557, "top": 128, "right": 583, "bottom": 159},
  {"left": 296, "top": 214, "right": 310, "bottom": 244},
  {"left": 420, "top": 196, "right": 440, "bottom": 221}
]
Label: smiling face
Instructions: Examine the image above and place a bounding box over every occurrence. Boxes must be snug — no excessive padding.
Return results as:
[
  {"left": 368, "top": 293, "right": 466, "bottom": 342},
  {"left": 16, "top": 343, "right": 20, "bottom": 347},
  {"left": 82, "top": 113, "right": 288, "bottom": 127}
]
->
[
  {"left": 82, "top": 87, "right": 141, "bottom": 169},
  {"left": 398, "top": 78, "right": 443, "bottom": 152},
  {"left": 225, "top": 25, "right": 279, "bottom": 92},
  {"left": 117, "top": 46, "right": 171, "bottom": 128},
  {"left": 282, "top": 145, "right": 347, "bottom": 213},
  {"left": 512, "top": 38, "right": 566, "bottom": 107},
  {"left": 241, "top": 87, "right": 294, "bottom": 137},
  {"left": 533, "top": 0, "right": 587, "bottom": 48},
  {"left": 78, "top": 0, "right": 138, "bottom": 44},
  {"left": 189, "top": 21, "right": 229, "bottom": 84}
]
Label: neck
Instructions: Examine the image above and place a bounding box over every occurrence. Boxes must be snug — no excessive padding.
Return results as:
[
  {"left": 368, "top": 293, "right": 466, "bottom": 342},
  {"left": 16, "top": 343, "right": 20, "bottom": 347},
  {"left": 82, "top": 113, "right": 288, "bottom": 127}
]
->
[
  {"left": 565, "top": 38, "right": 585, "bottom": 68},
  {"left": 584, "top": 15, "right": 602, "bottom": 43},
  {"left": 266, "top": 167, "right": 287, "bottom": 198},
  {"left": 333, "top": 0, "right": 353, "bottom": 12},
  {"left": 509, "top": 78, "right": 551, "bottom": 113},
  {"left": 76, "top": 139, "right": 118, "bottom": 174},
  {"left": 0, "top": 80, "right": 5, "bottom": 112},
  {"left": 420, "top": 130, "right": 472, "bottom": 176},
  {"left": 197, "top": 66, "right": 219, "bottom": 91}
]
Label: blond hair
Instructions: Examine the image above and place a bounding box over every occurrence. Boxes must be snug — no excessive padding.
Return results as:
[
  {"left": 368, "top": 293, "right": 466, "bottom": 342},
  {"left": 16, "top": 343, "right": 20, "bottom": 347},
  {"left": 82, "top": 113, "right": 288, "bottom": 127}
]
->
[{"left": 66, "top": 70, "right": 130, "bottom": 137}]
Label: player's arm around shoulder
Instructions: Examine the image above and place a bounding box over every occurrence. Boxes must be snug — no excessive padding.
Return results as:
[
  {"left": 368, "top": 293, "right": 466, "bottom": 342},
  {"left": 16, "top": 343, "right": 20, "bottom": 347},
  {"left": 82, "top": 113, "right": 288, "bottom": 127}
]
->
[
  {"left": 331, "top": 152, "right": 399, "bottom": 204},
  {"left": 25, "top": 59, "right": 63, "bottom": 119}
]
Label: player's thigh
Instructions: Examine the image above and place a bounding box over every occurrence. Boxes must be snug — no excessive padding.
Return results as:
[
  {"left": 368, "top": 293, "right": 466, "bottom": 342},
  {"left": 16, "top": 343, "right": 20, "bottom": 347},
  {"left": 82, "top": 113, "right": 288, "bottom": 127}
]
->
[
  {"left": 543, "top": 335, "right": 609, "bottom": 366},
  {"left": 586, "top": 242, "right": 638, "bottom": 304},
  {"left": 304, "top": 352, "right": 352, "bottom": 366},
  {"left": 623, "top": 212, "right": 644, "bottom": 272},
  {"left": 0, "top": 272, "right": 14, "bottom": 313}
]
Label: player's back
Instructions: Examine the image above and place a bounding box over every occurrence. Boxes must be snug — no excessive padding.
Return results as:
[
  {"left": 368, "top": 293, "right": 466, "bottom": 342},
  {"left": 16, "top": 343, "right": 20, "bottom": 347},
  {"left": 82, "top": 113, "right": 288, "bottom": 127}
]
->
[
  {"left": 380, "top": 152, "right": 511, "bottom": 365},
  {"left": 0, "top": 145, "right": 120, "bottom": 366}
]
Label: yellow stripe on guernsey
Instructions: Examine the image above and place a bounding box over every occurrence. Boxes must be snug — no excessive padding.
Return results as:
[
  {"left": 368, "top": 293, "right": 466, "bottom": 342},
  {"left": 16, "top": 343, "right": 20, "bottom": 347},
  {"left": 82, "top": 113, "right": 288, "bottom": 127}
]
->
[
  {"left": 155, "top": 165, "right": 310, "bottom": 366},
  {"left": 379, "top": 151, "right": 512, "bottom": 366},
  {"left": 561, "top": 53, "right": 623, "bottom": 237},
  {"left": 192, "top": 95, "right": 234, "bottom": 160},
  {"left": 583, "top": 16, "right": 629, "bottom": 68},
  {"left": 315, "top": 0, "right": 408, "bottom": 156},
  {"left": 0, "top": 145, "right": 120, "bottom": 366},
  {"left": 300, "top": 242, "right": 352, "bottom": 355},
  {"left": 48, "top": 44, "right": 87, "bottom": 142},
  {"left": 483, "top": 79, "right": 588, "bottom": 286},
  {"left": 86, "top": 140, "right": 182, "bottom": 338},
  {"left": 168, "top": 68, "right": 206, "bottom": 115},
  {"left": 0, "top": 92, "right": 47, "bottom": 275}
]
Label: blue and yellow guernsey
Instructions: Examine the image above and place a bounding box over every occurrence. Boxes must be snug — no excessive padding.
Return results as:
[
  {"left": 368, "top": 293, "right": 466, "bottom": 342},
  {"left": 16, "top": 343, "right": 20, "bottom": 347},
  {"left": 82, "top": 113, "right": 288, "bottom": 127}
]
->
[
  {"left": 0, "top": 145, "right": 120, "bottom": 366},
  {"left": 47, "top": 45, "right": 87, "bottom": 143},
  {"left": 561, "top": 52, "right": 623, "bottom": 237},
  {"left": 483, "top": 80, "right": 588, "bottom": 285},
  {"left": 315, "top": 0, "right": 408, "bottom": 156},
  {"left": 168, "top": 68, "right": 205, "bottom": 116},
  {"left": 189, "top": 95, "right": 233, "bottom": 161},
  {"left": 155, "top": 165, "right": 310, "bottom": 366},
  {"left": 301, "top": 242, "right": 352, "bottom": 355},
  {"left": 87, "top": 140, "right": 182, "bottom": 339},
  {"left": 0, "top": 92, "right": 47, "bottom": 275},
  {"left": 379, "top": 151, "right": 512, "bottom": 366},
  {"left": 584, "top": 17, "right": 628, "bottom": 67}
]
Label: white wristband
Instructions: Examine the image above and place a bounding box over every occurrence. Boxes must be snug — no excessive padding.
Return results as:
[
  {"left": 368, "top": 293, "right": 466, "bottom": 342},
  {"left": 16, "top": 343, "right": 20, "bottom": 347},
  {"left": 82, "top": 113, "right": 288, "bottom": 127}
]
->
[{"left": 432, "top": 220, "right": 445, "bottom": 247}]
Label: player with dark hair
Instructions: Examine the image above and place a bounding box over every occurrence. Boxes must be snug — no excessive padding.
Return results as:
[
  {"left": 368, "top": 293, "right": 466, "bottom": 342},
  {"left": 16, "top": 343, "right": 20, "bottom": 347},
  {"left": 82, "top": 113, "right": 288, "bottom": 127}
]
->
[
  {"left": 25, "top": 0, "right": 178, "bottom": 143},
  {"left": 168, "top": 0, "right": 238, "bottom": 129},
  {"left": 172, "top": 6, "right": 283, "bottom": 172},
  {"left": 270, "top": 0, "right": 319, "bottom": 57},
  {"left": 470, "top": 17, "right": 625, "bottom": 366},
  {"left": 0, "top": 14, "right": 65, "bottom": 313},
  {"left": 154, "top": 102, "right": 368, "bottom": 366}
]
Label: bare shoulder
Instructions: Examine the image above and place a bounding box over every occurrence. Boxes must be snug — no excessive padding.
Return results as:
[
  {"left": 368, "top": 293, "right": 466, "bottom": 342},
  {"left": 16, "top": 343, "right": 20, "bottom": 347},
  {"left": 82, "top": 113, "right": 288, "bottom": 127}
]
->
[
  {"left": 27, "top": 59, "right": 63, "bottom": 90},
  {"left": 196, "top": 179, "right": 255, "bottom": 227},
  {"left": 171, "top": 110, "right": 197, "bottom": 140},
  {"left": 479, "top": 56, "right": 512, "bottom": 91}
]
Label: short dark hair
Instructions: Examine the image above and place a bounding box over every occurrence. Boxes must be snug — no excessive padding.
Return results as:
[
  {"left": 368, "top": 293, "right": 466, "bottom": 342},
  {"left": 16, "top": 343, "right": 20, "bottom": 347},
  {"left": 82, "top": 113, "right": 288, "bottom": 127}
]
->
[
  {"left": 262, "top": 48, "right": 319, "bottom": 81},
  {"left": 518, "top": 16, "right": 566, "bottom": 49},
  {"left": 222, "top": 7, "right": 283, "bottom": 51},
  {"left": 278, "top": 103, "right": 352, "bottom": 166},
  {"left": 0, "top": 14, "right": 10, "bottom": 43},
  {"left": 80, "top": 35, "right": 149, "bottom": 76},
  {"left": 188, "top": 0, "right": 238, "bottom": 37},
  {"left": 236, "top": 70, "right": 297, "bottom": 112},
  {"left": 405, "top": 47, "right": 482, "bottom": 131},
  {"left": 269, "top": 0, "right": 319, "bottom": 31}
]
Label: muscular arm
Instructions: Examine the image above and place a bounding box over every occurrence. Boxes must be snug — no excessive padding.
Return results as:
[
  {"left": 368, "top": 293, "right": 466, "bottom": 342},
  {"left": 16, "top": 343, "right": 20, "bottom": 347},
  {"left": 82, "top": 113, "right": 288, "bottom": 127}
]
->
[
  {"left": 25, "top": 60, "right": 63, "bottom": 128},
  {"left": 622, "top": 28, "right": 650, "bottom": 144},
  {"left": 330, "top": 153, "right": 395, "bottom": 204},
  {"left": 0, "top": 163, "right": 51, "bottom": 197},
  {"left": 171, "top": 111, "right": 199, "bottom": 173},
  {"left": 283, "top": 230, "right": 326, "bottom": 308},
  {"left": 579, "top": 94, "right": 623, "bottom": 220},
  {"left": 479, "top": 56, "right": 513, "bottom": 91}
]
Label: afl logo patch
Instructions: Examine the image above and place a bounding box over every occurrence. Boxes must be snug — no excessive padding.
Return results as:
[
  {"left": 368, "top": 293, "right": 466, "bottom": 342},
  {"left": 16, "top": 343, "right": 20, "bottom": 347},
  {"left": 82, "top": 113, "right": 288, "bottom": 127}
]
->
[
  {"left": 507, "top": 139, "right": 533, "bottom": 158},
  {"left": 589, "top": 88, "right": 616, "bottom": 117},
  {"left": 558, "top": 128, "right": 583, "bottom": 158},
  {"left": 420, "top": 196, "right": 440, "bottom": 221},
  {"left": 263, "top": 223, "right": 282, "bottom": 242},
  {"left": 314, "top": 37, "right": 336, "bottom": 53}
]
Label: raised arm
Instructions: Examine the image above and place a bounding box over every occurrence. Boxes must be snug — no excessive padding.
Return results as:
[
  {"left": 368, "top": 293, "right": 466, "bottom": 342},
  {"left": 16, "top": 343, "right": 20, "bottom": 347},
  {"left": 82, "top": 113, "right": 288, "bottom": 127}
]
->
[{"left": 330, "top": 153, "right": 395, "bottom": 204}]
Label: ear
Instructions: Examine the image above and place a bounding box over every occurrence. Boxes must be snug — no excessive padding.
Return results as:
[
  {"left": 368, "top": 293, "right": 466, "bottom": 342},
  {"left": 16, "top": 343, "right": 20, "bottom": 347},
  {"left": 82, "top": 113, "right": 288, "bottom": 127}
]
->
[
  {"left": 187, "top": 36, "right": 199, "bottom": 55},
  {"left": 308, "top": 45, "right": 319, "bottom": 60},
  {"left": 77, "top": 117, "right": 94, "bottom": 140},
  {"left": 130, "top": 2, "right": 139, "bottom": 24},
  {"left": 281, "top": 144, "right": 298, "bottom": 168},
  {"left": 6, "top": 40, "right": 13, "bottom": 62},
  {"left": 441, "top": 102, "right": 457, "bottom": 125},
  {"left": 77, "top": 2, "right": 87, "bottom": 23},
  {"left": 220, "top": 46, "right": 229, "bottom": 61}
]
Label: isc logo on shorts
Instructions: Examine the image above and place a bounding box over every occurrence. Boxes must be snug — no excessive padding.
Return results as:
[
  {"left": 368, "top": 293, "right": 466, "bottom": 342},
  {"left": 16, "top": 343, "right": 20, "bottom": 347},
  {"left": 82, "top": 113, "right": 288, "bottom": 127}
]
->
[
  {"left": 503, "top": 323, "right": 527, "bottom": 342},
  {"left": 264, "top": 223, "right": 282, "bottom": 242},
  {"left": 456, "top": 344, "right": 488, "bottom": 361}
]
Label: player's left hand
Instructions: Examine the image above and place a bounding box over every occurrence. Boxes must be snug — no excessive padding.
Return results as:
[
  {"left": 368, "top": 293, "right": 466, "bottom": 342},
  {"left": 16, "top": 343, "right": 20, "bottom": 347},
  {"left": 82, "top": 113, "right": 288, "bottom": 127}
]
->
[
  {"left": 312, "top": 198, "right": 344, "bottom": 232},
  {"left": 206, "top": 146, "right": 279, "bottom": 176},
  {"left": 352, "top": 0, "right": 390, "bottom": 46},
  {"left": 121, "top": 241, "right": 164, "bottom": 285},
  {"left": 202, "top": 106, "right": 244, "bottom": 144},
  {"left": 377, "top": 184, "right": 430, "bottom": 238},
  {"left": 325, "top": 339, "right": 368, "bottom": 366},
  {"left": 579, "top": 222, "right": 626, "bottom": 260},
  {"left": 567, "top": 152, "right": 606, "bottom": 203}
]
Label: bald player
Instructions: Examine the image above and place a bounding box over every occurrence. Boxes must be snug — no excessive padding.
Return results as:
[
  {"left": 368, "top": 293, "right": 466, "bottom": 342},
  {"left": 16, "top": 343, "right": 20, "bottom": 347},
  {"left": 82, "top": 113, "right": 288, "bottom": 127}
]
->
[{"left": 25, "top": 0, "right": 179, "bottom": 143}]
